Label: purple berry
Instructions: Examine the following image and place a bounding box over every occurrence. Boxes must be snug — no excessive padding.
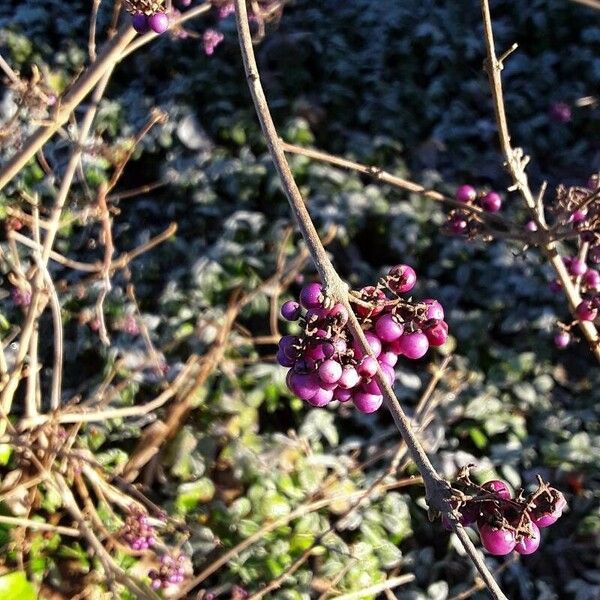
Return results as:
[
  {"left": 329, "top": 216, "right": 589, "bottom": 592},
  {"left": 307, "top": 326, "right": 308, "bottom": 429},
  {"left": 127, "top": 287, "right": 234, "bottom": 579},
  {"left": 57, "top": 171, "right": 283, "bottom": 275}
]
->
[
  {"left": 374, "top": 313, "right": 404, "bottom": 342},
  {"left": 449, "top": 215, "right": 468, "bottom": 234},
  {"left": 279, "top": 335, "right": 300, "bottom": 361},
  {"left": 132, "top": 13, "right": 150, "bottom": 33},
  {"left": 569, "top": 258, "right": 587, "bottom": 276},
  {"left": 479, "top": 524, "right": 516, "bottom": 556},
  {"left": 388, "top": 265, "right": 417, "bottom": 294},
  {"left": 333, "top": 388, "right": 353, "bottom": 402},
  {"left": 276, "top": 350, "right": 295, "bottom": 368},
  {"left": 379, "top": 351, "right": 398, "bottom": 367},
  {"left": 482, "top": 479, "right": 511, "bottom": 500},
  {"left": 148, "top": 12, "right": 169, "bottom": 33},
  {"left": 456, "top": 184, "right": 477, "bottom": 203},
  {"left": 423, "top": 299, "right": 444, "bottom": 321},
  {"left": 288, "top": 372, "right": 320, "bottom": 401},
  {"left": 299, "top": 283, "right": 323, "bottom": 309},
  {"left": 353, "top": 391, "right": 383, "bottom": 414},
  {"left": 352, "top": 331, "right": 382, "bottom": 359},
  {"left": 329, "top": 303, "right": 349, "bottom": 326},
  {"left": 424, "top": 320, "right": 448, "bottom": 347},
  {"left": 394, "top": 332, "right": 429, "bottom": 360},
  {"left": 358, "top": 356, "right": 378, "bottom": 377},
  {"left": 318, "top": 359, "right": 342, "bottom": 384},
  {"left": 338, "top": 366, "right": 360, "bottom": 389},
  {"left": 481, "top": 191, "right": 502, "bottom": 212},
  {"left": 281, "top": 300, "right": 301, "bottom": 321},
  {"left": 306, "top": 387, "right": 334, "bottom": 407},
  {"left": 576, "top": 299, "right": 597, "bottom": 322},
  {"left": 553, "top": 331, "right": 570, "bottom": 349},
  {"left": 515, "top": 523, "right": 541, "bottom": 555},
  {"left": 531, "top": 490, "right": 567, "bottom": 528}
]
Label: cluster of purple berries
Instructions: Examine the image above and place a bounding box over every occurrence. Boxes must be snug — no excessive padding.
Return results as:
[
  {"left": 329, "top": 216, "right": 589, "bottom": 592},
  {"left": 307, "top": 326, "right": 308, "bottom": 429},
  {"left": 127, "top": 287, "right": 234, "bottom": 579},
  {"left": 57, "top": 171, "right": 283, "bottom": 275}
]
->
[
  {"left": 131, "top": 11, "right": 169, "bottom": 34},
  {"left": 446, "top": 184, "right": 503, "bottom": 236},
  {"left": 445, "top": 478, "right": 567, "bottom": 556},
  {"left": 126, "top": 0, "right": 170, "bottom": 34},
  {"left": 278, "top": 265, "right": 448, "bottom": 413},
  {"left": 121, "top": 510, "right": 157, "bottom": 551},
  {"left": 11, "top": 287, "right": 31, "bottom": 307},
  {"left": 149, "top": 553, "right": 187, "bottom": 590}
]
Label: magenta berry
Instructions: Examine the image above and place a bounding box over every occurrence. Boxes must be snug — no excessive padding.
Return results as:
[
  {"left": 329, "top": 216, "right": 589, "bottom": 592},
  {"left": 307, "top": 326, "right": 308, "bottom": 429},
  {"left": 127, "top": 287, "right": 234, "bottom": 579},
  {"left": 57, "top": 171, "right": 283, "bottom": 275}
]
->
[
  {"left": 576, "top": 299, "right": 597, "bottom": 321},
  {"left": 482, "top": 479, "right": 511, "bottom": 500},
  {"left": 353, "top": 391, "right": 383, "bottom": 414},
  {"left": 388, "top": 264, "right": 417, "bottom": 294},
  {"left": 449, "top": 215, "right": 468, "bottom": 234},
  {"left": 333, "top": 388, "right": 353, "bottom": 402},
  {"left": 531, "top": 489, "right": 567, "bottom": 528},
  {"left": 288, "top": 372, "right": 320, "bottom": 401},
  {"left": 374, "top": 313, "right": 404, "bottom": 342},
  {"left": 456, "top": 184, "right": 477, "bottom": 203},
  {"left": 481, "top": 191, "right": 502, "bottom": 212},
  {"left": 515, "top": 523, "right": 541, "bottom": 555},
  {"left": 379, "top": 351, "right": 398, "bottom": 367},
  {"left": 352, "top": 331, "right": 382, "bottom": 359},
  {"left": 571, "top": 208, "right": 588, "bottom": 223},
  {"left": 318, "top": 359, "right": 342, "bottom": 384},
  {"left": 148, "top": 12, "right": 169, "bottom": 33},
  {"left": 394, "top": 332, "right": 429, "bottom": 359},
  {"left": 568, "top": 258, "right": 587, "bottom": 276},
  {"left": 281, "top": 300, "right": 301, "bottom": 321},
  {"left": 423, "top": 298, "right": 444, "bottom": 321},
  {"left": 355, "top": 286, "right": 387, "bottom": 317},
  {"left": 553, "top": 331, "right": 570, "bottom": 349},
  {"left": 424, "top": 320, "right": 448, "bottom": 346},
  {"left": 299, "top": 283, "right": 323, "bottom": 309},
  {"left": 306, "top": 386, "right": 334, "bottom": 407},
  {"left": 338, "top": 365, "right": 360, "bottom": 389},
  {"left": 329, "top": 303, "right": 349, "bottom": 326},
  {"left": 132, "top": 13, "right": 150, "bottom": 33},
  {"left": 149, "top": 553, "right": 187, "bottom": 589},
  {"left": 479, "top": 524, "right": 516, "bottom": 556},
  {"left": 358, "top": 356, "right": 378, "bottom": 378}
]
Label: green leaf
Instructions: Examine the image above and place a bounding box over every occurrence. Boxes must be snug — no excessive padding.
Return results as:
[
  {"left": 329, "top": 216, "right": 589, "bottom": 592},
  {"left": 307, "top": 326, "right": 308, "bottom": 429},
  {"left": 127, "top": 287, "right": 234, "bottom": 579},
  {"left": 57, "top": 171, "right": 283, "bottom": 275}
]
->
[
  {"left": 175, "top": 478, "right": 215, "bottom": 514},
  {"left": 0, "top": 571, "right": 37, "bottom": 600},
  {"left": 469, "top": 426, "right": 488, "bottom": 449}
]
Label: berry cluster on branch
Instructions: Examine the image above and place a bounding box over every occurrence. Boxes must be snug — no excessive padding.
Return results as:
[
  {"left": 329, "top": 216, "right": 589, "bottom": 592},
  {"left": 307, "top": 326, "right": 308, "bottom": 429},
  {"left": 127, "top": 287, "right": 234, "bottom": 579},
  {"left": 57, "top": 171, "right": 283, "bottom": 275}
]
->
[
  {"left": 278, "top": 265, "right": 448, "bottom": 413},
  {"left": 444, "top": 472, "right": 567, "bottom": 557}
]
